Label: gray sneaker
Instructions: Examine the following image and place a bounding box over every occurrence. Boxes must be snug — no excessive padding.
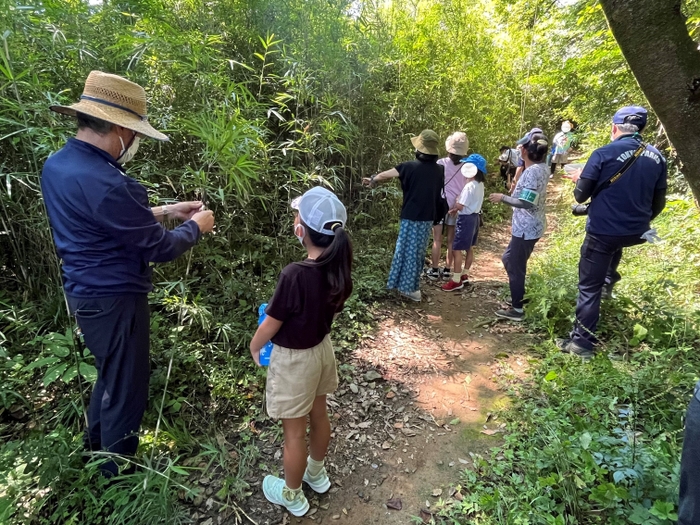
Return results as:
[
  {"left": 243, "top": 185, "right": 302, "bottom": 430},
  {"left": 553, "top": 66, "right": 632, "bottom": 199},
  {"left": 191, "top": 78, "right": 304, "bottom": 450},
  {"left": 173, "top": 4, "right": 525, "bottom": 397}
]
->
[
  {"left": 495, "top": 308, "right": 524, "bottom": 322},
  {"left": 400, "top": 290, "right": 421, "bottom": 302},
  {"left": 556, "top": 338, "right": 594, "bottom": 360}
]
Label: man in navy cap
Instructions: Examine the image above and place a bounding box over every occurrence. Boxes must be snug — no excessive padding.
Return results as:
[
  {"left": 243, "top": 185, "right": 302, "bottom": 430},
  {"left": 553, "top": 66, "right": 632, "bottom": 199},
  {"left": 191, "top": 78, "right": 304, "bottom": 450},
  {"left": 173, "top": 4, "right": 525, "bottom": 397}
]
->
[{"left": 558, "top": 106, "right": 667, "bottom": 358}]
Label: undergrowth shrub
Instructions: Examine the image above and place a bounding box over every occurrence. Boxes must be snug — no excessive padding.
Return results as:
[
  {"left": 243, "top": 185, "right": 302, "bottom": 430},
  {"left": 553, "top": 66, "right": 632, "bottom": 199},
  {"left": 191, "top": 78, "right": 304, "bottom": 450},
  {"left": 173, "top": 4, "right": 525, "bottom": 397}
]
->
[{"left": 438, "top": 191, "right": 699, "bottom": 524}]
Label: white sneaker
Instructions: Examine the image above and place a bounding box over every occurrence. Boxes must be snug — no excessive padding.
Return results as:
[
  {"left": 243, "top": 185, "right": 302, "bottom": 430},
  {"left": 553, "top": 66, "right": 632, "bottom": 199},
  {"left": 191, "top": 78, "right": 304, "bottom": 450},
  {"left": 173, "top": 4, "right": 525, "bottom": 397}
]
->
[
  {"left": 262, "top": 476, "right": 309, "bottom": 517},
  {"left": 302, "top": 466, "right": 331, "bottom": 493},
  {"left": 400, "top": 290, "right": 421, "bottom": 302}
]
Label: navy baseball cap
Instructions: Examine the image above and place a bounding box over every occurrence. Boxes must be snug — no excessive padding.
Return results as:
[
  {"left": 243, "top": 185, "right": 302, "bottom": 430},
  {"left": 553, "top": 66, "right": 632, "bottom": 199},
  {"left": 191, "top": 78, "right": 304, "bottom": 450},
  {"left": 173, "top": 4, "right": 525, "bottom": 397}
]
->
[
  {"left": 516, "top": 127, "right": 544, "bottom": 145},
  {"left": 612, "top": 106, "right": 647, "bottom": 131}
]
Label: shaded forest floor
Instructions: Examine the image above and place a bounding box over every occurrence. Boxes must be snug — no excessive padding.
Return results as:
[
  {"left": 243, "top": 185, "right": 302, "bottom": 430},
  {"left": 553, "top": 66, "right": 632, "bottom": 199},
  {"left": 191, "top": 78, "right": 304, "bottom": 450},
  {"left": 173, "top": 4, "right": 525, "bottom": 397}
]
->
[{"left": 225, "top": 190, "right": 562, "bottom": 525}]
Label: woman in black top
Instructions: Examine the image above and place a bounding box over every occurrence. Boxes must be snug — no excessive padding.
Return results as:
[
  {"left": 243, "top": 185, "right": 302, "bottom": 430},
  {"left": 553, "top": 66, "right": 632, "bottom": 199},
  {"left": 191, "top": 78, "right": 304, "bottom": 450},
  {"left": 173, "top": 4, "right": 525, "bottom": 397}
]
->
[{"left": 362, "top": 129, "right": 444, "bottom": 302}]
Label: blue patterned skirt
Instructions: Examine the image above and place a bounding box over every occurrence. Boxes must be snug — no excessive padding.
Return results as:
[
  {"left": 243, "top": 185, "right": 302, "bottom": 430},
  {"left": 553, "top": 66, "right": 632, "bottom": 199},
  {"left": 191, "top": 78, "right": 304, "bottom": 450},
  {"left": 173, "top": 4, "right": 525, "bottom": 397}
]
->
[{"left": 387, "top": 219, "right": 433, "bottom": 294}]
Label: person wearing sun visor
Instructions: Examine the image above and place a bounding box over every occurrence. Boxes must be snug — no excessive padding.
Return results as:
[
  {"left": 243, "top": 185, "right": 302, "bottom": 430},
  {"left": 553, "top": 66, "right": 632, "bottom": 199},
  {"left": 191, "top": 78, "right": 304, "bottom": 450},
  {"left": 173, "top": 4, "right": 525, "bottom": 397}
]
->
[{"left": 488, "top": 129, "right": 550, "bottom": 322}]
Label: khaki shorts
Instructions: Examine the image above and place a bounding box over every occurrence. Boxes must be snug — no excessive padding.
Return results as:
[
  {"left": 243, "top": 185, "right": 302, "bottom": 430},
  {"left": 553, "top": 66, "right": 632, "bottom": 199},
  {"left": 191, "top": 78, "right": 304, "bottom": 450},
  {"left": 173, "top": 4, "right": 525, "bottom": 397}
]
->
[{"left": 266, "top": 335, "right": 338, "bottom": 419}]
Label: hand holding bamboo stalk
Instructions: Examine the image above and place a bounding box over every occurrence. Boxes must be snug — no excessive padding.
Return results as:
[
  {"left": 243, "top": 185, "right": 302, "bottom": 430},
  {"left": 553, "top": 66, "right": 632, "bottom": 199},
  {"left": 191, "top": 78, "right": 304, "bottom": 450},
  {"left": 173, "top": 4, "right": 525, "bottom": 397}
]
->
[{"left": 192, "top": 209, "right": 215, "bottom": 233}]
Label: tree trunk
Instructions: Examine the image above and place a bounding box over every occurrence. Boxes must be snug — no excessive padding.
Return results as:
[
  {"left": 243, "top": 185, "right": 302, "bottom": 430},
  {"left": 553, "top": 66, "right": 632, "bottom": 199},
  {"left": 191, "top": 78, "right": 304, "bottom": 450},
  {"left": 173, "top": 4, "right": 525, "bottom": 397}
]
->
[{"left": 599, "top": 0, "right": 700, "bottom": 202}]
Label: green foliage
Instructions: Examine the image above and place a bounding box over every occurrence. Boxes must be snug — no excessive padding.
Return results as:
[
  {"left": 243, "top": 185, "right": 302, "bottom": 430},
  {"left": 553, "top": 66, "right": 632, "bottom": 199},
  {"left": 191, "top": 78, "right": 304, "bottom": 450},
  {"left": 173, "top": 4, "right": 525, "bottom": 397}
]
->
[
  {"left": 0, "top": 0, "right": 693, "bottom": 522},
  {"left": 24, "top": 331, "right": 97, "bottom": 387},
  {"left": 0, "top": 427, "right": 193, "bottom": 525},
  {"left": 437, "top": 193, "right": 699, "bottom": 524}
]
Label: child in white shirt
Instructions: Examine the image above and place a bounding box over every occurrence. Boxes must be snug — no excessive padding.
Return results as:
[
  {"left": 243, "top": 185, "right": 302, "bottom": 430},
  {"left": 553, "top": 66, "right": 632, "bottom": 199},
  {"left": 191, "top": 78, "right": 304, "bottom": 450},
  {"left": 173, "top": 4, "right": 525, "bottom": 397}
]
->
[{"left": 442, "top": 156, "right": 486, "bottom": 292}]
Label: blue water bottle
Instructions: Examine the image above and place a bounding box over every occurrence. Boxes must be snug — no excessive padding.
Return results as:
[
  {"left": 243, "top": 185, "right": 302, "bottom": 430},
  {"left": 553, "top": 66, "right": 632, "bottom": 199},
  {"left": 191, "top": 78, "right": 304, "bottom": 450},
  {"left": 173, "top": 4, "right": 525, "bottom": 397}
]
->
[{"left": 257, "top": 303, "right": 274, "bottom": 366}]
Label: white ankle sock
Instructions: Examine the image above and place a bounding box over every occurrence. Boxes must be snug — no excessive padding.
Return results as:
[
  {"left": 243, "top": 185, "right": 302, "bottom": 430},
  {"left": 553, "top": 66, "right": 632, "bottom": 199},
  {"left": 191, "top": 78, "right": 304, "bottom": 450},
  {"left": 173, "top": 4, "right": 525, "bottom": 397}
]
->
[
  {"left": 283, "top": 484, "right": 302, "bottom": 501},
  {"left": 451, "top": 272, "right": 460, "bottom": 283},
  {"left": 307, "top": 456, "right": 324, "bottom": 476}
]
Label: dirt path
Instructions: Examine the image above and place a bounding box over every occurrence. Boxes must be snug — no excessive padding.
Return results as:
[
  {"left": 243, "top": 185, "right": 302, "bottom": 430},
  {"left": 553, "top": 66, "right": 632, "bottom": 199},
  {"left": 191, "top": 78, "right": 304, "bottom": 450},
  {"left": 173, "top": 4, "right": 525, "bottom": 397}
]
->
[{"left": 240, "top": 216, "right": 539, "bottom": 525}]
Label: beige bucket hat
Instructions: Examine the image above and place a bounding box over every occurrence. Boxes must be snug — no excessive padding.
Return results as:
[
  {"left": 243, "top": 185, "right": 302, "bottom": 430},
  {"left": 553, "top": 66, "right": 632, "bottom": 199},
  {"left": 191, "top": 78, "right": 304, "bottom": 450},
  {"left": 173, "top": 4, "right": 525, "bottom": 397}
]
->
[
  {"left": 50, "top": 71, "right": 168, "bottom": 142},
  {"left": 445, "top": 131, "right": 469, "bottom": 156},
  {"left": 410, "top": 129, "right": 440, "bottom": 156}
]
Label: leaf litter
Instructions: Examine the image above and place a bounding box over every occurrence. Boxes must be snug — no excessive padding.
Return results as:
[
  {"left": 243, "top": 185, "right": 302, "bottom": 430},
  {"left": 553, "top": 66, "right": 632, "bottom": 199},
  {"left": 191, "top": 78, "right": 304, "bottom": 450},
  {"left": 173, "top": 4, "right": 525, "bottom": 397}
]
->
[{"left": 231, "top": 246, "right": 526, "bottom": 524}]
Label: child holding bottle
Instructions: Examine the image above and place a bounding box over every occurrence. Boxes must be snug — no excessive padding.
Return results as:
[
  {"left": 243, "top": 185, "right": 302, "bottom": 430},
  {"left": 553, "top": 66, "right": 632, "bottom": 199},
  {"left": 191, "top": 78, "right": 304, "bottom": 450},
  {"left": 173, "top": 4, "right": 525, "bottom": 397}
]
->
[{"left": 250, "top": 187, "right": 353, "bottom": 516}]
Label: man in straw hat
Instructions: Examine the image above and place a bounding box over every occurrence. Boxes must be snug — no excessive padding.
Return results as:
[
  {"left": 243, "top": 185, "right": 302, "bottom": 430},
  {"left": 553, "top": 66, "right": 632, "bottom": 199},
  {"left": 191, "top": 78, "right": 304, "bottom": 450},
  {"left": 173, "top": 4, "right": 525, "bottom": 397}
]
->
[{"left": 41, "top": 71, "right": 215, "bottom": 476}]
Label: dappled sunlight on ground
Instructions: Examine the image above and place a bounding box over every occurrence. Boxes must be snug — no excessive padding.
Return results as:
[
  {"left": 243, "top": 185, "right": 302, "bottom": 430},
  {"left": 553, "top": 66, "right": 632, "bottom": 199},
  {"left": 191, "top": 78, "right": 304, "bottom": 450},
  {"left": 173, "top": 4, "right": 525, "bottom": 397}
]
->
[{"left": 242, "top": 217, "right": 542, "bottom": 524}]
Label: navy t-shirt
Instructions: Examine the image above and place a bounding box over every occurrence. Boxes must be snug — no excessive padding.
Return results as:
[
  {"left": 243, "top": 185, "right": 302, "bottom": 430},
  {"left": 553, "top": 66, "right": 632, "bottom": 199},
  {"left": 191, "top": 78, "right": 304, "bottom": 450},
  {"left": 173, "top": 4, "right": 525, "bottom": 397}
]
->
[
  {"left": 395, "top": 159, "right": 444, "bottom": 222},
  {"left": 41, "top": 138, "right": 200, "bottom": 297},
  {"left": 581, "top": 135, "right": 667, "bottom": 236}
]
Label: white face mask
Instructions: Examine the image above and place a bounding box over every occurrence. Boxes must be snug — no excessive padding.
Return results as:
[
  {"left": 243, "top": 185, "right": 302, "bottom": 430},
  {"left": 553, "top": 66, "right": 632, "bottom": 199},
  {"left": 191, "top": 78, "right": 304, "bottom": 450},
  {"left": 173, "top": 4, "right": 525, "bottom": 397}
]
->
[
  {"left": 117, "top": 134, "right": 140, "bottom": 164},
  {"left": 294, "top": 224, "right": 306, "bottom": 246}
]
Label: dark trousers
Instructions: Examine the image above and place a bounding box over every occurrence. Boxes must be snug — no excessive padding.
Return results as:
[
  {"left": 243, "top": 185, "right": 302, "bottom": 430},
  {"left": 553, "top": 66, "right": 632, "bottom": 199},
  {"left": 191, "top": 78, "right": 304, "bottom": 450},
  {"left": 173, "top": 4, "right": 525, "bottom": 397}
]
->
[
  {"left": 502, "top": 235, "right": 539, "bottom": 309},
  {"left": 570, "top": 233, "right": 644, "bottom": 350},
  {"left": 679, "top": 383, "right": 700, "bottom": 525},
  {"left": 500, "top": 165, "right": 516, "bottom": 190},
  {"left": 67, "top": 294, "right": 150, "bottom": 475}
]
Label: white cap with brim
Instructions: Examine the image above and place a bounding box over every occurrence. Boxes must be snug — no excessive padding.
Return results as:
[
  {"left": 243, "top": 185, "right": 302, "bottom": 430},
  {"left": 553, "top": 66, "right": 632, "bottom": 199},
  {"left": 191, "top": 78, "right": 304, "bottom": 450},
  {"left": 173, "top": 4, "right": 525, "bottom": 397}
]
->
[
  {"left": 445, "top": 132, "right": 469, "bottom": 156},
  {"left": 291, "top": 187, "right": 347, "bottom": 236}
]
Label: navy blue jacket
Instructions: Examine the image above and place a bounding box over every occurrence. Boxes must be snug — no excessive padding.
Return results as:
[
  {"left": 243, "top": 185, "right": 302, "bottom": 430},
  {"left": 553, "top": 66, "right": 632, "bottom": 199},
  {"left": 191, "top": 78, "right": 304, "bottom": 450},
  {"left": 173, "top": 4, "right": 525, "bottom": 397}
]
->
[
  {"left": 41, "top": 138, "right": 200, "bottom": 297},
  {"left": 580, "top": 135, "right": 667, "bottom": 236}
]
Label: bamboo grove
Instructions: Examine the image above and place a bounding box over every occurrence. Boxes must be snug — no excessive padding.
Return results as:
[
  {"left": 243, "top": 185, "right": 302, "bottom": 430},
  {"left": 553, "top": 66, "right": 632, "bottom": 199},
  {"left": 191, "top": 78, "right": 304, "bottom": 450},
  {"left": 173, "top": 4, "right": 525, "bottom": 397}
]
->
[{"left": 2, "top": 0, "right": 699, "bottom": 523}]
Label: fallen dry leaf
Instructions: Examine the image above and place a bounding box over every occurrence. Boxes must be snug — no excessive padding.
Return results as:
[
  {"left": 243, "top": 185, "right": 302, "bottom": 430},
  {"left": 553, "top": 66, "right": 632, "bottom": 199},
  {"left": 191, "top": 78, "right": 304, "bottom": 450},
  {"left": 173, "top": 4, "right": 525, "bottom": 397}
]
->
[
  {"left": 431, "top": 488, "right": 442, "bottom": 497},
  {"left": 386, "top": 498, "right": 403, "bottom": 510},
  {"left": 364, "top": 370, "right": 382, "bottom": 381}
]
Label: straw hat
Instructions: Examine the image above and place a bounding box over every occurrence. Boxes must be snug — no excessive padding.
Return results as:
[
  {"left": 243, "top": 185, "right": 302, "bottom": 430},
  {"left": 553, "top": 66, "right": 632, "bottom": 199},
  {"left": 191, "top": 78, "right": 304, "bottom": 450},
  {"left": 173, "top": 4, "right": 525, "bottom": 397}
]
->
[
  {"left": 410, "top": 129, "right": 440, "bottom": 156},
  {"left": 445, "top": 132, "right": 469, "bottom": 156},
  {"left": 50, "top": 71, "right": 168, "bottom": 141}
]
